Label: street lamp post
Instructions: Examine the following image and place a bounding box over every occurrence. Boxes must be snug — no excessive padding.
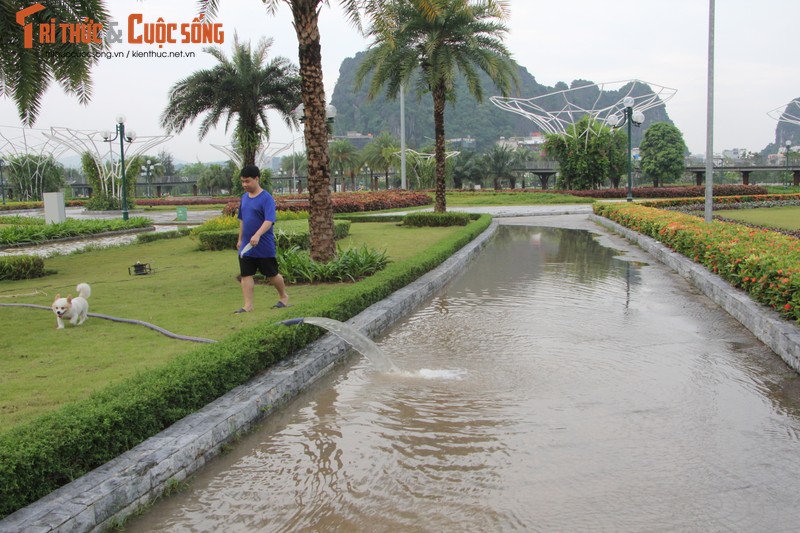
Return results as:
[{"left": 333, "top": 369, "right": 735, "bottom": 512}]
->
[
  {"left": 785, "top": 140, "right": 792, "bottom": 189},
  {"left": 293, "top": 103, "right": 336, "bottom": 192},
  {"left": 608, "top": 96, "right": 645, "bottom": 202},
  {"left": 101, "top": 115, "right": 136, "bottom": 220},
  {"left": 0, "top": 158, "right": 6, "bottom": 205}
]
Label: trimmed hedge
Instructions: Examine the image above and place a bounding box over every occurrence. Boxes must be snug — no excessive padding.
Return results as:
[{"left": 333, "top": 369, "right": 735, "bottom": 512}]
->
[
  {"left": 552, "top": 184, "right": 769, "bottom": 199},
  {"left": 0, "top": 214, "right": 492, "bottom": 518},
  {"left": 136, "top": 228, "right": 192, "bottom": 244},
  {"left": 642, "top": 193, "right": 800, "bottom": 210},
  {"left": 402, "top": 212, "right": 476, "bottom": 227},
  {"left": 593, "top": 202, "right": 800, "bottom": 321},
  {"left": 195, "top": 220, "right": 351, "bottom": 251},
  {"left": 0, "top": 218, "right": 153, "bottom": 246},
  {"left": 0, "top": 255, "right": 46, "bottom": 280}
]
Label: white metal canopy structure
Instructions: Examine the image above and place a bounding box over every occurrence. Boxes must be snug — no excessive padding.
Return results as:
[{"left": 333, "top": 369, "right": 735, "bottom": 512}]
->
[
  {"left": 489, "top": 79, "right": 677, "bottom": 138},
  {"left": 768, "top": 99, "right": 800, "bottom": 126}
]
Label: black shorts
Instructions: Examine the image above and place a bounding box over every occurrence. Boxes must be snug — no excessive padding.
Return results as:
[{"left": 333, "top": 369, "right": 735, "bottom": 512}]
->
[{"left": 239, "top": 256, "right": 280, "bottom": 278}]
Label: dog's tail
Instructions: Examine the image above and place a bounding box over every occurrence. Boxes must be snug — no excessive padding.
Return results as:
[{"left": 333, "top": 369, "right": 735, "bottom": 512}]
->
[{"left": 76, "top": 283, "right": 91, "bottom": 299}]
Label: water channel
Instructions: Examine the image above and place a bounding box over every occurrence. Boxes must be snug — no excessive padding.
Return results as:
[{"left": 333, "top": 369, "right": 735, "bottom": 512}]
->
[{"left": 127, "top": 216, "right": 800, "bottom": 532}]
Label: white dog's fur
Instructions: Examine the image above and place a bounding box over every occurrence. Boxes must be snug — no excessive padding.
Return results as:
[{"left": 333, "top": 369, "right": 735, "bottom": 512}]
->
[{"left": 52, "top": 283, "right": 91, "bottom": 329}]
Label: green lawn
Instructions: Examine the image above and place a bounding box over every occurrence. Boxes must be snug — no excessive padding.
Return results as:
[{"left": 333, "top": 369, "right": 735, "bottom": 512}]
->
[
  {"left": 0, "top": 221, "right": 461, "bottom": 428},
  {"left": 439, "top": 190, "right": 593, "bottom": 206},
  {"left": 716, "top": 205, "right": 800, "bottom": 230}
]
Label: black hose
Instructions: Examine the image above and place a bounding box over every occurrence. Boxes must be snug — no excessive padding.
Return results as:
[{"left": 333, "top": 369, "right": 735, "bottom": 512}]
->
[
  {"left": 0, "top": 303, "right": 217, "bottom": 343},
  {"left": 276, "top": 317, "right": 305, "bottom": 327}
]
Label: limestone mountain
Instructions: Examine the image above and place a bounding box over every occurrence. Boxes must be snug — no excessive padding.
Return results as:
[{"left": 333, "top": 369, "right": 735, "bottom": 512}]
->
[{"left": 330, "top": 51, "right": 674, "bottom": 151}]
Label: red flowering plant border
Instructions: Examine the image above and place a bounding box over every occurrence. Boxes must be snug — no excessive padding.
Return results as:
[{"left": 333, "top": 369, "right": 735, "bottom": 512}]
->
[
  {"left": 223, "top": 191, "right": 432, "bottom": 217},
  {"left": 594, "top": 202, "right": 800, "bottom": 321}
]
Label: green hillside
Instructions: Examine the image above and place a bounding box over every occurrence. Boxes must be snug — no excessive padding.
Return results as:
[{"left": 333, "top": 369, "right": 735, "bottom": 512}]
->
[{"left": 330, "top": 51, "right": 673, "bottom": 151}]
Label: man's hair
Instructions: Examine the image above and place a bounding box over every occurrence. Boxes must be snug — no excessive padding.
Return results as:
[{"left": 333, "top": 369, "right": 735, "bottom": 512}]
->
[{"left": 240, "top": 165, "right": 260, "bottom": 178}]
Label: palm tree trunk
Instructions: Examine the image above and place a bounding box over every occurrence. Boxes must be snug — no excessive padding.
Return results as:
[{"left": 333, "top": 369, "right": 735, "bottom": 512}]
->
[
  {"left": 433, "top": 85, "right": 447, "bottom": 213},
  {"left": 293, "top": 0, "right": 335, "bottom": 262}
]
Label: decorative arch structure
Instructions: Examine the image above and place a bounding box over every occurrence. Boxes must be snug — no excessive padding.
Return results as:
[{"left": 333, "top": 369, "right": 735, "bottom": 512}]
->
[{"left": 489, "top": 79, "right": 677, "bottom": 138}]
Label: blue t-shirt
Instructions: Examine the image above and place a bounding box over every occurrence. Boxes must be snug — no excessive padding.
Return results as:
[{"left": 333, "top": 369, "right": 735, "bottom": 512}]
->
[{"left": 238, "top": 190, "right": 277, "bottom": 258}]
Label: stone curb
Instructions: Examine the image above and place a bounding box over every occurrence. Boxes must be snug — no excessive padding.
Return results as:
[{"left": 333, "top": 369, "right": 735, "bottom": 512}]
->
[
  {"left": 590, "top": 214, "right": 800, "bottom": 374},
  {"left": 0, "top": 221, "right": 501, "bottom": 533}
]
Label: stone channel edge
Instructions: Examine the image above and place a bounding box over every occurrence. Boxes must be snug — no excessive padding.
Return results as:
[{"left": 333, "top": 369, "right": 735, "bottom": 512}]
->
[{"left": 590, "top": 214, "right": 800, "bottom": 374}]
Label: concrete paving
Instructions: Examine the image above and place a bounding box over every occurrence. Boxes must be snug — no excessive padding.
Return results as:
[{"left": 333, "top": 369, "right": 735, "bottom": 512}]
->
[{"left": 1, "top": 204, "right": 799, "bottom": 532}]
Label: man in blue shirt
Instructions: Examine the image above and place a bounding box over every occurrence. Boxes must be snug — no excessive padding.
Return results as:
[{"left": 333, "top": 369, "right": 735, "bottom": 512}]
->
[{"left": 235, "top": 165, "right": 289, "bottom": 313}]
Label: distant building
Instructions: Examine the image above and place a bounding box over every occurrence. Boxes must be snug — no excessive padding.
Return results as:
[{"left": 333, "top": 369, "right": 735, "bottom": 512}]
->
[
  {"left": 722, "top": 148, "right": 749, "bottom": 160},
  {"left": 495, "top": 132, "right": 546, "bottom": 150},
  {"left": 330, "top": 131, "right": 373, "bottom": 150},
  {"left": 447, "top": 136, "right": 476, "bottom": 150}
]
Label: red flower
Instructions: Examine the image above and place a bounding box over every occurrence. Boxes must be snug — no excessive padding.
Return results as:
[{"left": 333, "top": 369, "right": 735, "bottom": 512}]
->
[{"left": 784, "top": 303, "right": 792, "bottom": 311}]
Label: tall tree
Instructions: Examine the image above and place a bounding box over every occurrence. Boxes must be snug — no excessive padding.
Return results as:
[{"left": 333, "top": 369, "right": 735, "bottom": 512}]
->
[
  {"left": 198, "top": 163, "right": 234, "bottom": 195},
  {"left": 361, "top": 132, "right": 399, "bottom": 189},
  {"left": 482, "top": 144, "right": 516, "bottom": 190},
  {"left": 543, "top": 116, "right": 627, "bottom": 190},
  {"left": 451, "top": 149, "right": 483, "bottom": 189},
  {"left": 328, "top": 139, "right": 361, "bottom": 191},
  {"left": 4, "top": 154, "right": 65, "bottom": 201},
  {"left": 202, "top": 0, "right": 373, "bottom": 261},
  {"left": 160, "top": 34, "right": 301, "bottom": 169},
  {"left": 356, "top": 0, "right": 518, "bottom": 212},
  {"left": 639, "top": 122, "right": 687, "bottom": 187},
  {"left": 1, "top": 0, "right": 110, "bottom": 125}
]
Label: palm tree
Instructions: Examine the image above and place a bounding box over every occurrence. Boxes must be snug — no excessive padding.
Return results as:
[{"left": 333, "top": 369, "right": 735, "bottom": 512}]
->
[
  {"left": 328, "top": 139, "right": 361, "bottom": 192},
  {"left": 160, "top": 34, "right": 300, "bottom": 168},
  {"left": 356, "top": 0, "right": 518, "bottom": 212},
  {"left": 482, "top": 144, "right": 516, "bottom": 190},
  {"left": 202, "top": 0, "right": 373, "bottom": 262},
  {"left": 512, "top": 147, "right": 535, "bottom": 188},
  {"left": 362, "top": 132, "right": 399, "bottom": 189},
  {"left": 1, "top": 0, "right": 110, "bottom": 125},
  {"left": 451, "top": 150, "right": 484, "bottom": 189}
]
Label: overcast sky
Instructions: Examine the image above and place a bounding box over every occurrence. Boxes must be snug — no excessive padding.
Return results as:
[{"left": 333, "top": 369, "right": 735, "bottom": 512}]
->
[{"left": 1, "top": 0, "right": 797, "bottom": 164}]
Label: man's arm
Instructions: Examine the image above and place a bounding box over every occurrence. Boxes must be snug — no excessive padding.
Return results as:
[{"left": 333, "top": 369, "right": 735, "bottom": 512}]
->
[{"left": 249, "top": 220, "right": 273, "bottom": 245}]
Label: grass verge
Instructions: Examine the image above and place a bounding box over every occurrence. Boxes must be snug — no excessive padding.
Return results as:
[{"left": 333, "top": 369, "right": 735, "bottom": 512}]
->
[
  {"left": 0, "top": 215, "right": 491, "bottom": 518},
  {"left": 715, "top": 205, "right": 800, "bottom": 230}
]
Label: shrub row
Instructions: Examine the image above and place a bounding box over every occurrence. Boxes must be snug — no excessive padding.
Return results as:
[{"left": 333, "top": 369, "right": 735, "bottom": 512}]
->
[
  {"left": 0, "top": 200, "right": 85, "bottom": 212},
  {"left": 0, "top": 217, "right": 153, "bottom": 246},
  {"left": 0, "top": 255, "right": 46, "bottom": 280},
  {"left": 402, "top": 212, "right": 475, "bottom": 227},
  {"left": 135, "top": 228, "right": 192, "bottom": 244},
  {"left": 641, "top": 193, "right": 800, "bottom": 209},
  {"left": 136, "top": 196, "right": 234, "bottom": 207},
  {"left": 593, "top": 203, "right": 800, "bottom": 321},
  {"left": 195, "top": 220, "right": 351, "bottom": 251},
  {"left": 0, "top": 215, "right": 45, "bottom": 226},
  {"left": 194, "top": 212, "right": 308, "bottom": 234},
  {"left": 222, "top": 191, "right": 432, "bottom": 216},
  {"left": 436, "top": 184, "right": 768, "bottom": 199},
  {"left": 0, "top": 215, "right": 492, "bottom": 518},
  {"left": 556, "top": 184, "right": 769, "bottom": 199},
  {"left": 278, "top": 245, "right": 390, "bottom": 284}
]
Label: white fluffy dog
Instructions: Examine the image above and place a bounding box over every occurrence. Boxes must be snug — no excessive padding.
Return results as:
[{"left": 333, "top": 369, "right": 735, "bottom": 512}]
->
[{"left": 52, "top": 283, "right": 91, "bottom": 329}]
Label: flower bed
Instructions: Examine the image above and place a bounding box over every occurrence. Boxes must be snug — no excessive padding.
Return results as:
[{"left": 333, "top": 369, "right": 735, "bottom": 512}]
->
[
  {"left": 593, "top": 202, "right": 800, "bottom": 321},
  {"left": 223, "top": 190, "right": 432, "bottom": 217},
  {"left": 641, "top": 193, "right": 800, "bottom": 209},
  {"left": 0, "top": 217, "right": 153, "bottom": 246},
  {"left": 446, "top": 184, "right": 768, "bottom": 199}
]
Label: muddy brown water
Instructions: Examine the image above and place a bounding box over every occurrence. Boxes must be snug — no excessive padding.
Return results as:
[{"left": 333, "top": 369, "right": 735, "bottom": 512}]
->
[{"left": 127, "top": 216, "right": 800, "bottom": 532}]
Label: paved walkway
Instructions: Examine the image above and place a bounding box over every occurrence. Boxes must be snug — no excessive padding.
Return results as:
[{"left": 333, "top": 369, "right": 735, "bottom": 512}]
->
[{"left": 1, "top": 205, "right": 593, "bottom": 258}]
